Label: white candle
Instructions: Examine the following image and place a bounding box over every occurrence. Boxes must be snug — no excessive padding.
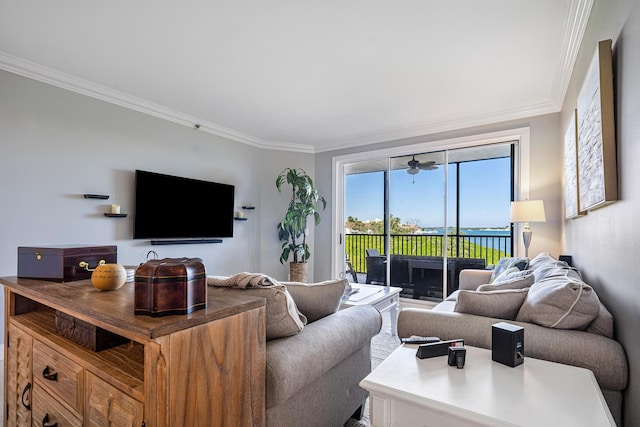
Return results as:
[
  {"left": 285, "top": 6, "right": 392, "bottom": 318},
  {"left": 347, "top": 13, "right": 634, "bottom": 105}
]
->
[
  {"left": 236, "top": 210, "right": 244, "bottom": 218},
  {"left": 111, "top": 204, "right": 120, "bottom": 214}
]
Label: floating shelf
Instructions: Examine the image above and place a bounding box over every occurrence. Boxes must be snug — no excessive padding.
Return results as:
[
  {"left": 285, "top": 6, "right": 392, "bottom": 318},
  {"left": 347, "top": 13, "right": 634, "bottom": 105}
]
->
[
  {"left": 104, "top": 213, "right": 127, "bottom": 218},
  {"left": 84, "top": 194, "right": 109, "bottom": 200},
  {"left": 150, "top": 239, "right": 223, "bottom": 245},
  {"left": 234, "top": 217, "right": 248, "bottom": 221},
  {"left": 241, "top": 206, "right": 255, "bottom": 210}
]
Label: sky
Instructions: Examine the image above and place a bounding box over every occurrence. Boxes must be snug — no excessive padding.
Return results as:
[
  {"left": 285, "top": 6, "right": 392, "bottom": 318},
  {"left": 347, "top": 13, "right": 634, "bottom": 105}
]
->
[{"left": 345, "top": 157, "right": 511, "bottom": 228}]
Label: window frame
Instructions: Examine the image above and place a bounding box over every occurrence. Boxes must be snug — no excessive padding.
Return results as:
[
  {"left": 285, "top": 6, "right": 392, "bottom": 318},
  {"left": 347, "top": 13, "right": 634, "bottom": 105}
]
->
[{"left": 331, "top": 127, "right": 531, "bottom": 281}]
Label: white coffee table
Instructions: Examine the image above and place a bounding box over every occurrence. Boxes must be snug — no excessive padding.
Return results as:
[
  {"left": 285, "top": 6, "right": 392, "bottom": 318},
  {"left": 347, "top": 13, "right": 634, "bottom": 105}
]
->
[
  {"left": 360, "top": 345, "right": 615, "bottom": 427},
  {"left": 340, "top": 284, "right": 402, "bottom": 336}
]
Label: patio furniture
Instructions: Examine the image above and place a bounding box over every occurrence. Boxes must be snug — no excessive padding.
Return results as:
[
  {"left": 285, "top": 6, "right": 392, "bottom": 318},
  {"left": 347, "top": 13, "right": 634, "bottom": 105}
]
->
[
  {"left": 365, "top": 249, "right": 386, "bottom": 284},
  {"left": 345, "top": 255, "right": 358, "bottom": 283},
  {"left": 361, "top": 251, "right": 486, "bottom": 297}
]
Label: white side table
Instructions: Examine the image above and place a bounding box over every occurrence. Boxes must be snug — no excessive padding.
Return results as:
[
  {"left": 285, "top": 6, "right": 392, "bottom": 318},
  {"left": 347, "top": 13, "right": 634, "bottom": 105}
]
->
[
  {"left": 340, "top": 284, "right": 402, "bottom": 336},
  {"left": 360, "top": 345, "right": 615, "bottom": 427}
]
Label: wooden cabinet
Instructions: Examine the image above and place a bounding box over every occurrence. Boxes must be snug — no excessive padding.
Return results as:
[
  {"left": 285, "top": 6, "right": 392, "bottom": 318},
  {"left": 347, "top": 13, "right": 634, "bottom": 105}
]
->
[
  {"left": 85, "top": 373, "right": 144, "bottom": 426},
  {"left": 6, "top": 323, "right": 32, "bottom": 426},
  {"left": 2, "top": 276, "right": 266, "bottom": 427}
]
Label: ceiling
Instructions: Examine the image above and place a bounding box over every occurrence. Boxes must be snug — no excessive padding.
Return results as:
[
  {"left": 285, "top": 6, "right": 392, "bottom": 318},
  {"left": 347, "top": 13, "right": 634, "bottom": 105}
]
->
[{"left": 0, "top": 1, "right": 592, "bottom": 153}]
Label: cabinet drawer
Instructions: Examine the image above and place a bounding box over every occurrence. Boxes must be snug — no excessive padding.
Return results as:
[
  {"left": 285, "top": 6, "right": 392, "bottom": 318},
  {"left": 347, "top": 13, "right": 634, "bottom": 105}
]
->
[
  {"left": 33, "top": 340, "right": 83, "bottom": 414},
  {"left": 85, "top": 373, "right": 144, "bottom": 427},
  {"left": 33, "top": 384, "right": 82, "bottom": 427}
]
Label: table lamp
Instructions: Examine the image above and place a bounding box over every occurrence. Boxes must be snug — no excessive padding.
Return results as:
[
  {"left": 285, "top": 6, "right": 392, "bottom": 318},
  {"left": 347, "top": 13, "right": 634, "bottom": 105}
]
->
[{"left": 510, "top": 200, "right": 546, "bottom": 258}]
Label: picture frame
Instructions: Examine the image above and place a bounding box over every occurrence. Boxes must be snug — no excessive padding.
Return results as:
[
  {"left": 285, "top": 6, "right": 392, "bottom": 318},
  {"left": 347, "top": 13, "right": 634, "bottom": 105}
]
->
[
  {"left": 576, "top": 39, "right": 618, "bottom": 212},
  {"left": 564, "top": 109, "right": 583, "bottom": 219}
]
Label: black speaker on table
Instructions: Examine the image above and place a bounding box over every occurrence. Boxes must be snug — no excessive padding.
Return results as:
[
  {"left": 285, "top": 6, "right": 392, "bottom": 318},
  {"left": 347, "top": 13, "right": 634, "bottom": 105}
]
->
[{"left": 492, "top": 322, "right": 524, "bottom": 367}]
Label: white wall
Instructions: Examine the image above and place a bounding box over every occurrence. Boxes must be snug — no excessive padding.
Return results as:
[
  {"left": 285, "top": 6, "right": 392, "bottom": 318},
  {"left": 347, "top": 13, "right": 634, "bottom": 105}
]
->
[
  {"left": 0, "top": 70, "right": 311, "bottom": 339},
  {"left": 258, "top": 150, "right": 316, "bottom": 280},
  {"left": 561, "top": 1, "right": 640, "bottom": 425},
  {"left": 313, "top": 113, "right": 563, "bottom": 280}
]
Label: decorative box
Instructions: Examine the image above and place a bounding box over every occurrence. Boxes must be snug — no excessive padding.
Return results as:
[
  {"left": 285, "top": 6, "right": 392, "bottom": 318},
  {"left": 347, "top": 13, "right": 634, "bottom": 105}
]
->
[
  {"left": 17, "top": 245, "right": 117, "bottom": 282},
  {"left": 55, "top": 310, "right": 129, "bottom": 351},
  {"left": 134, "top": 257, "right": 207, "bottom": 317}
]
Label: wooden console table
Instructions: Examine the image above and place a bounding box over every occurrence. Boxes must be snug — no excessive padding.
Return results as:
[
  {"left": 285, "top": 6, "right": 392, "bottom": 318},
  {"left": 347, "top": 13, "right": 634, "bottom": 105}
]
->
[{"left": 1, "top": 276, "right": 266, "bottom": 427}]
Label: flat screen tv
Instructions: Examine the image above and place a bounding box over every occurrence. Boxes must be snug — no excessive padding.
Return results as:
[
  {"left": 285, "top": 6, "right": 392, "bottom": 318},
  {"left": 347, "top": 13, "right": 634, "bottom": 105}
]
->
[{"left": 133, "top": 170, "right": 234, "bottom": 240}]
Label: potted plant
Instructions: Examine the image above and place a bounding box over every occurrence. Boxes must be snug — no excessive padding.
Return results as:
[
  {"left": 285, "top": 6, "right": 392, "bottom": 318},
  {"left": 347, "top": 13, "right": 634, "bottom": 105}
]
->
[{"left": 276, "top": 168, "right": 326, "bottom": 282}]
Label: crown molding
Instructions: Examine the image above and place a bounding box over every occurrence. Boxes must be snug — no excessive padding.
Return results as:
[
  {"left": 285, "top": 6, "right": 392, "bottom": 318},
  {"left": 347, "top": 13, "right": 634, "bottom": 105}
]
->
[
  {"left": 0, "top": 52, "right": 315, "bottom": 153},
  {"left": 549, "top": 0, "right": 594, "bottom": 110},
  {"left": 1, "top": 0, "right": 590, "bottom": 157}
]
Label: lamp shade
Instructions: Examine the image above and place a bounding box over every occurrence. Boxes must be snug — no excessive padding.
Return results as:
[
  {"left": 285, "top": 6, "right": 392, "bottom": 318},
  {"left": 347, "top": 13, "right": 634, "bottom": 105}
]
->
[{"left": 510, "top": 200, "right": 546, "bottom": 223}]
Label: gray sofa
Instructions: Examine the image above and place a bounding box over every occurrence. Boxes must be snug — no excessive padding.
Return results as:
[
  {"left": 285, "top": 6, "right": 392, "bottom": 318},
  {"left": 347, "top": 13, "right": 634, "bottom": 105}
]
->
[
  {"left": 207, "top": 276, "right": 382, "bottom": 427},
  {"left": 397, "top": 254, "right": 628, "bottom": 425},
  {"left": 266, "top": 304, "right": 381, "bottom": 426}
]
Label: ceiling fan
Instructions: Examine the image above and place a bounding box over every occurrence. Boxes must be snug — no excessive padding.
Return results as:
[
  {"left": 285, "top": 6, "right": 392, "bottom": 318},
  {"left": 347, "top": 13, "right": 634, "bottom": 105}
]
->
[{"left": 406, "top": 155, "right": 438, "bottom": 176}]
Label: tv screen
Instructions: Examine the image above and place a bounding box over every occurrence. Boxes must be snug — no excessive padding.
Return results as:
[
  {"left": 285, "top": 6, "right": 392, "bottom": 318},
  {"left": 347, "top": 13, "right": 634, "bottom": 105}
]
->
[{"left": 133, "top": 170, "right": 234, "bottom": 239}]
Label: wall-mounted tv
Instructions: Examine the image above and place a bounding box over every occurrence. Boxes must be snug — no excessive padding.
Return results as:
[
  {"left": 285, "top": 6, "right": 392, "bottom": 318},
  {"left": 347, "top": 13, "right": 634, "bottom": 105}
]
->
[{"left": 133, "top": 170, "right": 234, "bottom": 240}]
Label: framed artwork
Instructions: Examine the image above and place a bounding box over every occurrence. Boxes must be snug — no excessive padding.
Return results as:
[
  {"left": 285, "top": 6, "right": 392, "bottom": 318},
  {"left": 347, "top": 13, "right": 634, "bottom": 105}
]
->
[
  {"left": 564, "top": 109, "right": 582, "bottom": 219},
  {"left": 576, "top": 39, "right": 618, "bottom": 212}
]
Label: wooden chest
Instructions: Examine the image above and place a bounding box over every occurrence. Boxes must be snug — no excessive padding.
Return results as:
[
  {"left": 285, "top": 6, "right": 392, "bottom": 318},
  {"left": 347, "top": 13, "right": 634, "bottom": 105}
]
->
[
  {"left": 55, "top": 310, "right": 129, "bottom": 351},
  {"left": 134, "top": 257, "right": 207, "bottom": 317},
  {"left": 17, "top": 245, "right": 117, "bottom": 282}
]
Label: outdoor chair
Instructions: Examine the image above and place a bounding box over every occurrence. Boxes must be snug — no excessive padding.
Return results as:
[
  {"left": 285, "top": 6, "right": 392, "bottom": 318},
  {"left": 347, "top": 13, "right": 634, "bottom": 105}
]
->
[
  {"left": 365, "top": 249, "right": 387, "bottom": 284},
  {"left": 346, "top": 255, "right": 358, "bottom": 283}
]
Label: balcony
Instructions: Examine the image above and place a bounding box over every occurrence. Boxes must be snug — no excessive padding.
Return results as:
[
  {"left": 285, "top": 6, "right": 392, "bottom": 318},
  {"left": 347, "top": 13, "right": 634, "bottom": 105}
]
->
[{"left": 345, "top": 232, "right": 511, "bottom": 300}]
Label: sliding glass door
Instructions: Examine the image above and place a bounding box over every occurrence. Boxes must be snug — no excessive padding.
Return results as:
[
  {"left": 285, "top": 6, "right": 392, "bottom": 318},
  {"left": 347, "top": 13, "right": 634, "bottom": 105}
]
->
[
  {"left": 339, "top": 141, "right": 514, "bottom": 301},
  {"left": 388, "top": 151, "right": 447, "bottom": 298}
]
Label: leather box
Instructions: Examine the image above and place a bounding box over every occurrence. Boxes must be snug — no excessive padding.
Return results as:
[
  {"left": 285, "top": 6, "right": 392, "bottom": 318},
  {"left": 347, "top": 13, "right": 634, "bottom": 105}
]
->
[
  {"left": 55, "top": 310, "right": 129, "bottom": 351},
  {"left": 18, "top": 245, "right": 117, "bottom": 282},
  {"left": 134, "top": 257, "right": 207, "bottom": 317}
]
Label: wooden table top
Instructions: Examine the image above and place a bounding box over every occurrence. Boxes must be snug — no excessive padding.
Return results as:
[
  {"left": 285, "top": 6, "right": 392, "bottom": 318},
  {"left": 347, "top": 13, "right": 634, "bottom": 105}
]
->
[{"left": 1, "top": 276, "right": 265, "bottom": 340}]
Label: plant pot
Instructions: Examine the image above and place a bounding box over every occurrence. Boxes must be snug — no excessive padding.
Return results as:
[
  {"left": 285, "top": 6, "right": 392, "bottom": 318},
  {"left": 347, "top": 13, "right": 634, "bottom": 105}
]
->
[{"left": 289, "top": 262, "right": 308, "bottom": 282}]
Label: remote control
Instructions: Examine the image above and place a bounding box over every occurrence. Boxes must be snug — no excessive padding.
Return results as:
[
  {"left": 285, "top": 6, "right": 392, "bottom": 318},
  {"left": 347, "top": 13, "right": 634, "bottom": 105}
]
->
[{"left": 401, "top": 336, "right": 440, "bottom": 345}]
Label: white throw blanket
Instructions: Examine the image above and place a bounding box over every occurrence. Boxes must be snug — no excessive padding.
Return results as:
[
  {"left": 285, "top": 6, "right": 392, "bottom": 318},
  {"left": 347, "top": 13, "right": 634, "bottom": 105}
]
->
[{"left": 207, "top": 272, "right": 280, "bottom": 289}]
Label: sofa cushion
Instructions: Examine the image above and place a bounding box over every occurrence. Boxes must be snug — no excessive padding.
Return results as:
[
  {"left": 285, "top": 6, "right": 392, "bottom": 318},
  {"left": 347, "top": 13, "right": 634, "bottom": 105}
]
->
[
  {"left": 490, "top": 257, "right": 529, "bottom": 282},
  {"left": 516, "top": 274, "right": 600, "bottom": 329},
  {"left": 477, "top": 268, "right": 535, "bottom": 291},
  {"left": 586, "top": 301, "right": 614, "bottom": 338},
  {"left": 282, "top": 279, "right": 347, "bottom": 323},
  {"left": 454, "top": 289, "right": 529, "bottom": 320},
  {"left": 207, "top": 280, "right": 306, "bottom": 340}
]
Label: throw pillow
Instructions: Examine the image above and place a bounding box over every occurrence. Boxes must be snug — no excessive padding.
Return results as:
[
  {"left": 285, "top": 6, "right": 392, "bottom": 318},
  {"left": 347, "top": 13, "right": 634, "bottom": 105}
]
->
[
  {"left": 282, "top": 278, "right": 348, "bottom": 323},
  {"left": 207, "top": 280, "right": 307, "bottom": 340},
  {"left": 528, "top": 252, "right": 557, "bottom": 269},
  {"left": 454, "top": 289, "right": 529, "bottom": 320},
  {"left": 478, "top": 268, "right": 535, "bottom": 292},
  {"left": 490, "top": 257, "right": 529, "bottom": 283},
  {"left": 515, "top": 274, "right": 600, "bottom": 330},
  {"left": 586, "top": 301, "right": 614, "bottom": 338}
]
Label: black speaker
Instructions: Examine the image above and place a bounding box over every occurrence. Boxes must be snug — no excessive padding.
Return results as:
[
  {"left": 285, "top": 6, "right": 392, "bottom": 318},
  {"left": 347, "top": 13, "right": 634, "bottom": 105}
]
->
[
  {"left": 492, "top": 322, "right": 524, "bottom": 367},
  {"left": 559, "top": 255, "right": 573, "bottom": 267}
]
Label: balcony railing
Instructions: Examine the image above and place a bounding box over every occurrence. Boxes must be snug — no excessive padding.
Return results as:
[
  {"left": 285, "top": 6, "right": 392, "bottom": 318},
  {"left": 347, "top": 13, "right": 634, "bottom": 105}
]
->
[{"left": 345, "top": 232, "right": 511, "bottom": 274}]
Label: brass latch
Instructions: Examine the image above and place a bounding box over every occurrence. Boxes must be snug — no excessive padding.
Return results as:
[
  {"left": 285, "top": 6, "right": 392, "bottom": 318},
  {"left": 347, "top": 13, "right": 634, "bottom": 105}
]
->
[{"left": 78, "top": 260, "right": 106, "bottom": 271}]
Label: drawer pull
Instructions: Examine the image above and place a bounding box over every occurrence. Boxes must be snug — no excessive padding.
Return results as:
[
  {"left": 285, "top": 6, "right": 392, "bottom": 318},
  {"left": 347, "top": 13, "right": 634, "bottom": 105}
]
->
[
  {"left": 42, "top": 366, "right": 58, "bottom": 381},
  {"left": 21, "top": 382, "right": 32, "bottom": 410},
  {"left": 42, "top": 414, "right": 59, "bottom": 427}
]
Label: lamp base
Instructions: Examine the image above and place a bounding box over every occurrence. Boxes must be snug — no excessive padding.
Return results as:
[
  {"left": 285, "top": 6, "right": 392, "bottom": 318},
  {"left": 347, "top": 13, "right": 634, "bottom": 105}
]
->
[{"left": 522, "top": 230, "right": 532, "bottom": 258}]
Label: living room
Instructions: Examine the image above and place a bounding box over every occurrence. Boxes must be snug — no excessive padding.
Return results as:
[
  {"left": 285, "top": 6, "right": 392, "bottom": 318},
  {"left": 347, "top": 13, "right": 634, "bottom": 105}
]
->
[{"left": 1, "top": 1, "right": 639, "bottom": 426}]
